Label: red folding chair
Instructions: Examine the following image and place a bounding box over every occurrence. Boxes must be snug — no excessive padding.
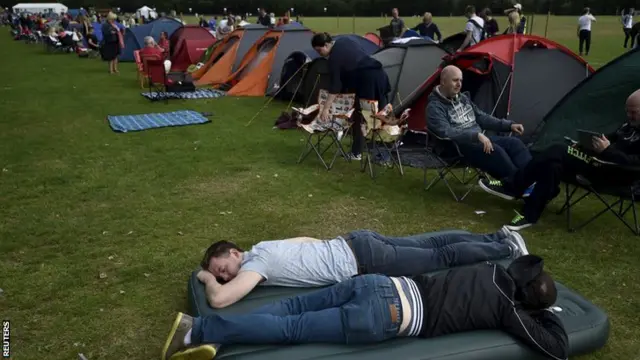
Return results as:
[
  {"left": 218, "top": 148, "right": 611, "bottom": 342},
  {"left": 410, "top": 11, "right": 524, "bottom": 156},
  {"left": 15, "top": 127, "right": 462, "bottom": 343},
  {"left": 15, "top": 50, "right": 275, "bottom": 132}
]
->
[{"left": 143, "top": 58, "right": 171, "bottom": 102}]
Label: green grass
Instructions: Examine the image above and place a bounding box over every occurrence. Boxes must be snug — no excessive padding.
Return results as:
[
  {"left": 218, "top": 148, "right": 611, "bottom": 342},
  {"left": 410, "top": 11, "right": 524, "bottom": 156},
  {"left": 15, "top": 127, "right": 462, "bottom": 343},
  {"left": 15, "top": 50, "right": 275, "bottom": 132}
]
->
[{"left": 0, "top": 16, "right": 638, "bottom": 360}]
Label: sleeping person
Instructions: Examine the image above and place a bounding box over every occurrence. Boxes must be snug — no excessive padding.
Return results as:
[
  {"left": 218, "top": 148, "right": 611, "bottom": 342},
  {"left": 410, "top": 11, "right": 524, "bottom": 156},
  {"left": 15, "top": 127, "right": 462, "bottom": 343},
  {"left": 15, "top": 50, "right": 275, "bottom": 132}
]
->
[
  {"left": 161, "top": 255, "right": 569, "bottom": 360},
  {"left": 193, "top": 228, "right": 527, "bottom": 309}
]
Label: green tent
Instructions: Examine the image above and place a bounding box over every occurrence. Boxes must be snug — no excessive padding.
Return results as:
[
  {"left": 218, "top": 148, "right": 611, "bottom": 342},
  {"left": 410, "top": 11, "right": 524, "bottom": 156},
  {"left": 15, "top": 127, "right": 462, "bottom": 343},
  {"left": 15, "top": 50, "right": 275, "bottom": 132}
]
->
[{"left": 531, "top": 48, "right": 640, "bottom": 151}]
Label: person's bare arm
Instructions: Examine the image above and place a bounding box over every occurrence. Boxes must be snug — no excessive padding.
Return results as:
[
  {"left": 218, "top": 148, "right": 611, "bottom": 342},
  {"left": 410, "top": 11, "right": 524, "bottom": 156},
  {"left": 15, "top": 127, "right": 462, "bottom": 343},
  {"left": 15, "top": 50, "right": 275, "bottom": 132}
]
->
[
  {"left": 458, "top": 31, "right": 472, "bottom": 51},
  {"left": 198, "top": 269, "right": 263, "bottom": 308}
]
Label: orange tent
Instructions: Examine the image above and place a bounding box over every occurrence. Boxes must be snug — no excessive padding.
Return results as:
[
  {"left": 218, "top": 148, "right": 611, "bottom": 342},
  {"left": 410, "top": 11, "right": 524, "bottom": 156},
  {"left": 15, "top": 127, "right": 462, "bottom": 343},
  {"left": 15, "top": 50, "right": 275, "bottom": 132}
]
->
[
  {"left": 194, "top": 25, "right": 268, "bottom": 85},
  {"left": 222, "top": 24, "right": 314, "bottom": 97}
]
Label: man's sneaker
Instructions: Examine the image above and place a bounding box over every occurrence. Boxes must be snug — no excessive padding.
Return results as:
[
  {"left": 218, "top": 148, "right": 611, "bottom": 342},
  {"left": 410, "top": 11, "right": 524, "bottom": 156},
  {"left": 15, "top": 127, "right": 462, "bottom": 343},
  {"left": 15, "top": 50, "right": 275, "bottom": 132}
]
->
[
  {"left": 503, "top": 236, "right": 522, "bottom": 258},
  {"left": 346, "top": 153, "right": 362, "bottom": 161},
  {"left": 162, "top": 312, "right": 216, "bottom": 360},
  {"left": 478, "top": 179, "right": 515, "bottom": 200},
  {"left": 522, "top": 182, "right": 536, "bottom": 198},
  {"left": 505, "top": 211, "right": 533, "bottom": 231},
  {"left": 496, "top": 226, "right": 512, "bottom": 240},
  {"left": 508, "top": 231, "right": 529, "bottom": 256}
]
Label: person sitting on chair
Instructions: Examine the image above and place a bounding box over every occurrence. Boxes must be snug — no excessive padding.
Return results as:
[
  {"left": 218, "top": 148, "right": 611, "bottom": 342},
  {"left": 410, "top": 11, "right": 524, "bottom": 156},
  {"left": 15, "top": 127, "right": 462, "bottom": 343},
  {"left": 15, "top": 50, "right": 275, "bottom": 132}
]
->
[
  {"left": 480, "top": 89, "right": 640, "bottom": 230},
  {"left": 193, "top": 227, "right": 527, "bottom": 309},
  {"left": 140, "top": 36, "right": 171, "bottom": 73},
  {"left": 161, "top": 254, "right": 568, "bottom": 360},
  {"left": 427, "top": 65, "right": 533, "bottom": 198}
]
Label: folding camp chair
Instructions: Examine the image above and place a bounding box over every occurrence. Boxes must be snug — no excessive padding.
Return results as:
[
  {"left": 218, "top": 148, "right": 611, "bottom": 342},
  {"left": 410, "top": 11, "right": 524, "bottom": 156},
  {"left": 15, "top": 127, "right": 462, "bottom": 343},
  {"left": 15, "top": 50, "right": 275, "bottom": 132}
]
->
[
  {"left": 296, "top": 90, "right": 355, "bottom": 170},
  {"left": 556, "top": 158, "right": 640, "bottom": 235},
  {"left": 144, "top": 58, "right": 171, "bottom": 103},
  {"left": 422, "top": 129, "right": 486, "bottom": 202},
  {"left": 359, "top": 100, "right": 409, "bottom": 179}
]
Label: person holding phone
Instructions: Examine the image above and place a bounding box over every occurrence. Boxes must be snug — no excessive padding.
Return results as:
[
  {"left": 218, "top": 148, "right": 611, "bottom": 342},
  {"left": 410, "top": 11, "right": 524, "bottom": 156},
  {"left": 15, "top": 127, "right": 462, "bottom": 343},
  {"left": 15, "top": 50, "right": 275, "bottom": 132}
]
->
[{"left": 480, "top": 89, "right": 640, "bottom": 230}]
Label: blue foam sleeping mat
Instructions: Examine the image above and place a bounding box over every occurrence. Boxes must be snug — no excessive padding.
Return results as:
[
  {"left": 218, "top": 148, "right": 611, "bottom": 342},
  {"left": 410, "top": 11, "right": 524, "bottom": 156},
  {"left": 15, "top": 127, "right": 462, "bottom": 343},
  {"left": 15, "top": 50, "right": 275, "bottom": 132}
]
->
[
  {"left": 186, "top": 231, "right": 610, "bottom": 360},
  {"left": 107, "top": 110, "right": 210, "bottom": 132}
]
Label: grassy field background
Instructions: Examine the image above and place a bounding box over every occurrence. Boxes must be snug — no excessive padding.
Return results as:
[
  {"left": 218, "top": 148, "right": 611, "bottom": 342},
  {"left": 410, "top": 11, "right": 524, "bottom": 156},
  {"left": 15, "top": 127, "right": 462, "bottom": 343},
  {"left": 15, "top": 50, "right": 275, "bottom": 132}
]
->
[{"left": 0, "top": 15, "right": 638, "bottom": 360}]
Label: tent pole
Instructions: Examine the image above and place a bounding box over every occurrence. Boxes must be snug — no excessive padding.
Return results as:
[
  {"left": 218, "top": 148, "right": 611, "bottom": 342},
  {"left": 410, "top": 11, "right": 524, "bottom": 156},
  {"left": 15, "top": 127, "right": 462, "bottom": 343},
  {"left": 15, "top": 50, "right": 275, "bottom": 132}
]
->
[
  {"left": 544, "top": 11, "right": 550, "bottom": 37},
  {"left": 245, "top": 63, "right": 308, "bottom": 126},
  {"left": 304, "top": 75, "right": 321, "bottom": 108}
]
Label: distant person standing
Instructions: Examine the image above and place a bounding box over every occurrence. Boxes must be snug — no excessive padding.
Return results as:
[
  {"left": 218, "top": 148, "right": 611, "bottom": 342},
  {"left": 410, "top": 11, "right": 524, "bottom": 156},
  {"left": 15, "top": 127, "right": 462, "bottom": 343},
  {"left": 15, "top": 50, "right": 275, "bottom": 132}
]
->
[
  {"left": 412, "top": 12, "right": 442, "bottom": 41},
  {"left": 504, "top": 4, "right": 526, "bottom": 34},
  {"left": 389, "top": 8, "right": 405, "bottom": 39},
  {"left": 257, "top": 8, "right": 271, "bottom": 27},
  {"left": 622, "top": 8, "right": 634, "bottom": 48},
  {"left": 577, "top": 7, "right": 596, "bottom": 56},
  {"left": 457, "top": 5, "right": 485, "bottom": 52},
  {"left": 481, "top": 8, "right": 499, "bottom": 37}
]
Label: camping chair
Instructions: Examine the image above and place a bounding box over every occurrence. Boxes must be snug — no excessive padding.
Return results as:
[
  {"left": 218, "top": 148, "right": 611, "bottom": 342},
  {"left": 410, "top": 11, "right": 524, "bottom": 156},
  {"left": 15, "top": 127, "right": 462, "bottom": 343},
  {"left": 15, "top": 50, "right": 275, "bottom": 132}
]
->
[
  {"left": 556, "top": 158, "right": 640, "bottom": 235},
  {"left": 296, "top": 91, "right": 356, "bottom": 171},
  {"left": 422, "top": 129, "right": 486, "bottom": 202},
  {"left": 359, "top": 100, "right": 409, "bottom": 179},
  {"left": 144, "top": 58, "right": 171, "bottom": 103},
  {"left": 134, "top": 50, "right": 149, "bottom": 88}
]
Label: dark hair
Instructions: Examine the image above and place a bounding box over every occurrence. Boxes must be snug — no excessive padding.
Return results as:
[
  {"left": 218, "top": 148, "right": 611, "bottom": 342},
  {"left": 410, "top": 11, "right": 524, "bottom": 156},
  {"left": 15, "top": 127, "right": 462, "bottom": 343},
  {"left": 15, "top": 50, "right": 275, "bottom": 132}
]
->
[
  {"left": 311, "top": 32, "right": 332, "bottom": 48},
  {"left": 582, "top": 7, "right": 590, "bottom": 15},
  {"left": 465, "top": 5, "right": 476, "bottom": 15},
  {"left": 200, "top": 240, "right": 243, "bottom": 269},
  {"left": 520, "top": 271, "right": 557, "bottom": 310},
  {"left": 482, "top": 8, "right": 492, "bottom": 16}
]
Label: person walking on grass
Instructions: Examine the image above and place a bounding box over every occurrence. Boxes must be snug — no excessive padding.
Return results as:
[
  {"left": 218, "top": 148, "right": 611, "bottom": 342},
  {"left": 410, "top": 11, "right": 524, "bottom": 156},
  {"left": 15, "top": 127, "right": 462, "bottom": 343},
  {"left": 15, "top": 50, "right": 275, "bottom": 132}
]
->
[
  {"left": 577, "top": 7, "right": 596, "bottom": 56},
  {"left": 195, "top": 227, "right": 527, "bottom": 309},
  {"left": 161, "top": 255, "right": 568, "bottom": 360},
  {"left": 622, "top": 8, "right": 635, "bottom": 48}
]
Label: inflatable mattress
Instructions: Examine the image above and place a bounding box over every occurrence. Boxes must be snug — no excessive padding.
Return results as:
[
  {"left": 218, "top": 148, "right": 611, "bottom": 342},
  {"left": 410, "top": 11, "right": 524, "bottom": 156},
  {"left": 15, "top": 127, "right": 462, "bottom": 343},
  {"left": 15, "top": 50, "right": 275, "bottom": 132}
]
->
[{"left": 187, "top": 260, "right": 609, "bottom": 360}]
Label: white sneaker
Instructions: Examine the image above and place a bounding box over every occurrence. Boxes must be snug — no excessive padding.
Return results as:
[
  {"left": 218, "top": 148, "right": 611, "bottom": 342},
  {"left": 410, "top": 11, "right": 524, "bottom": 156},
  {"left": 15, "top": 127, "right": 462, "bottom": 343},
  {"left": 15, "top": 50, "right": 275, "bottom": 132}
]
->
[
  {"left": 346, "top": 153, "right": 362, "bottom": 161},
  {"left": 509, "top": 231, "right": 529, "bottom": 256}
]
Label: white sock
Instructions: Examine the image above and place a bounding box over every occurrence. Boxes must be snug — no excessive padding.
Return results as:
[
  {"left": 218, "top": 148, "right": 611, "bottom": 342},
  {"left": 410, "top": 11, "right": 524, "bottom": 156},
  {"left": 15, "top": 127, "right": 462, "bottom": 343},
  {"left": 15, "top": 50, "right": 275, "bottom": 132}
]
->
[{"left": 184, "top": 329, "right": 192, "bottom": 346}]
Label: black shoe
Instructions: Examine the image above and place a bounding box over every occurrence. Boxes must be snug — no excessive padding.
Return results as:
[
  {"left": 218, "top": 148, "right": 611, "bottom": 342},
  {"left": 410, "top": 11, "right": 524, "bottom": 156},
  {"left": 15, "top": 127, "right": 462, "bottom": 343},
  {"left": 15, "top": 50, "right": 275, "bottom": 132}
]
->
[
  {"left": 505, "top": 211, "right": 533, "bottom": 231},
  {"left": 478, "top": 179, "right": 515, "bottom": 200}
]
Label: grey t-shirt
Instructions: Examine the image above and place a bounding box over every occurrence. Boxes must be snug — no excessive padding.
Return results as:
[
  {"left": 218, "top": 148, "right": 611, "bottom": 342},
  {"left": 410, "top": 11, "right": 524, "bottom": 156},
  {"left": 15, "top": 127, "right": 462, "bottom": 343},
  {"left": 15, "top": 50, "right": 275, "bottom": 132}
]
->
[
  {"left": 239, "top": 238, "right": 358, "bottom": 287},
  {"left": 390, "top": 17, "right": 405, "bottom": 37}
]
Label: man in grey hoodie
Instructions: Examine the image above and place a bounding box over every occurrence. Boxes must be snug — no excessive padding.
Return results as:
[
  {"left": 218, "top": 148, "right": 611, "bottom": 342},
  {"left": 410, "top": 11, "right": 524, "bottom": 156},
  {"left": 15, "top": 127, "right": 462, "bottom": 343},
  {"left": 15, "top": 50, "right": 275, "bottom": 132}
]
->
[{"left": 427, "top": 65, "right": 532, "bottom": 198}]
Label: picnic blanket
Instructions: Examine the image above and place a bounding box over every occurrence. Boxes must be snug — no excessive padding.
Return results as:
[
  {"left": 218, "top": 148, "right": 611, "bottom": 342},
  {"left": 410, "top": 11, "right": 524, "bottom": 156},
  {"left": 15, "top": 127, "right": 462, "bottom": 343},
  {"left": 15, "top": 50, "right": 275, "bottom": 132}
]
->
[
  {"left": 107, "top": 110, "right": 211, "bottom": 133},
  {"left": 140, "top": 89, "right": 226, "bottom": 100}
]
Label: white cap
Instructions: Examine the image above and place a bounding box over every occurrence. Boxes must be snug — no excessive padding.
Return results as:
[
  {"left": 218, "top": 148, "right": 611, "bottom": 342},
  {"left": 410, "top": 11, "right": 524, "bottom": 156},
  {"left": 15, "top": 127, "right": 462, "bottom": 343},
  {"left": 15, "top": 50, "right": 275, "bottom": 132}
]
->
[{"left": 514, "top": 3, "right": 522, "bottom": 10}]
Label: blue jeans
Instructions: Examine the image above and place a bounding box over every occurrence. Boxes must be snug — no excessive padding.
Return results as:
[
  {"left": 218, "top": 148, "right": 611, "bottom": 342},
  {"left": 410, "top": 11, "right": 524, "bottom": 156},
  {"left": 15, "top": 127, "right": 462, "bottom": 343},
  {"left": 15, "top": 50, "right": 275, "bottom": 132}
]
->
[
  {"left": 346, "top": 229, "right": 511, "bottom": 276},
  {"left": 191, "top": 274, "right": 401, "bottom": 345},
  {"left": 457, "top": 135, "right": 532, "bottom": 186}
]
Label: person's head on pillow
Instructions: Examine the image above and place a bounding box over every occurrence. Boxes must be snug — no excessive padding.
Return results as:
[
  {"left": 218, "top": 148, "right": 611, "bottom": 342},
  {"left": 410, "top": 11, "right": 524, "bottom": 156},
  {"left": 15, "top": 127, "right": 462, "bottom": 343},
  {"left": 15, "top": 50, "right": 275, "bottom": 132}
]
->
[{"left": 507, "top": 255, "right": 558, "bottom": 310}]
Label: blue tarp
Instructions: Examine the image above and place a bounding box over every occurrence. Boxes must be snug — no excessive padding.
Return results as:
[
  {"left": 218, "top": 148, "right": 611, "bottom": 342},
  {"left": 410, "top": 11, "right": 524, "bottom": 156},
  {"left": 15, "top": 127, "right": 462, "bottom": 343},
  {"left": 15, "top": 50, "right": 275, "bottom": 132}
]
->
[
  {"left": 119, "top": 17, "right": 183, "bottom": 61},
  {"left": 401, "top": 29, "right": 434, "bottom": 41}
]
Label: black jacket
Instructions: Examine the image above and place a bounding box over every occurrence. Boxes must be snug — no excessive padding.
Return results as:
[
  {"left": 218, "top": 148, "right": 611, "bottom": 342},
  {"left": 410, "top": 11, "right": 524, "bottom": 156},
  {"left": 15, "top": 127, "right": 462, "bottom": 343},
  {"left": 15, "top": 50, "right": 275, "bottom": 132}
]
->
[
  {"left": 599, "top": 123, "right": 640, "bottom": 166},
  {"left": 412, "top": 262, "right": 569, "bottom": 360}
]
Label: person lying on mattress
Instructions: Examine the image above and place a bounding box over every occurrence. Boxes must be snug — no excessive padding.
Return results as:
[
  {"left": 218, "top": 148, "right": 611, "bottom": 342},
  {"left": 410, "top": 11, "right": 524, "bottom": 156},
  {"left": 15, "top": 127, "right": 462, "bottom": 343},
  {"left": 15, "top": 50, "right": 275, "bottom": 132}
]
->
[
  {"left": 162, "top": 254, "right": 568, "bottom": 360},
  {"left": 195, "top": 227, "right": 527, "bottom": 309}
]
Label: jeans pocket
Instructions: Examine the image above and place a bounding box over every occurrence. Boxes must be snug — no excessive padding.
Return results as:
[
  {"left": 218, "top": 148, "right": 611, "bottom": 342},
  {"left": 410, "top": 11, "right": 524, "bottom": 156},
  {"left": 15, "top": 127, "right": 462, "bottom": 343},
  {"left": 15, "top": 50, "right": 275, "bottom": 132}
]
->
[{"left": 342, "top": 302, "right": 380, "bottom": 344}]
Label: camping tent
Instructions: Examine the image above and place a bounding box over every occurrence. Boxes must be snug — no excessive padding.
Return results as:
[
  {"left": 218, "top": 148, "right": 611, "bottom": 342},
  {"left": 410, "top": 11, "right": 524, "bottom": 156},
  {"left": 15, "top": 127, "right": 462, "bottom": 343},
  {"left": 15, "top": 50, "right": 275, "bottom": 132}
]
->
[
  {"left": 66, "top": 8, "right": 87, "bottom": 18},
  {"left": 194, "top": 25, "right": 268, "bottom": 84},
  {"left": 276, "top": 34, "right": 381, "bottom": 103},
  {"left": 371, "top": 38, "right": 448, "bottom": 109},
  {"left": 532, "top": 48, "right": 640, "bottom": 151},
  {"left": 440, "top": 32, "right": 467, "bottom": 53},
  {"left": 398, "top": 34, "right": 594, "bottom": 144},
  {"left": 136, "top": 6, "right": 157, "bottom": 19},
  {"left": 119, "top": 17, "right": 183, "bottom": 62},
  {"left": 169, "top": 25, "right": 217, "bottom": 72},
  {"left": 222, "top": 24, "right": 315, "bottom": 97},
  {"left": 364, "top": 32, "right": 383, "bottom": 47},
  {"left": 12, "top": 3, "right": 67, "bottom": 14}
]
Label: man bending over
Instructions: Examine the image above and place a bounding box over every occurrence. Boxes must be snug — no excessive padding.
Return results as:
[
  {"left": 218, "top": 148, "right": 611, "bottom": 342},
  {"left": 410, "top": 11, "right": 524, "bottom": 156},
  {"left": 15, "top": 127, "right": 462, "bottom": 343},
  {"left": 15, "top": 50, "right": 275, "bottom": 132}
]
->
[
  {"left": 162, "top": 254, "right": 568, "bottom": 360},
  {"left": 196, "top": 227, "right": 527, "bottom": 308},
  {"left": 427, "top": 65, "right": 533, "bottom": 199}
]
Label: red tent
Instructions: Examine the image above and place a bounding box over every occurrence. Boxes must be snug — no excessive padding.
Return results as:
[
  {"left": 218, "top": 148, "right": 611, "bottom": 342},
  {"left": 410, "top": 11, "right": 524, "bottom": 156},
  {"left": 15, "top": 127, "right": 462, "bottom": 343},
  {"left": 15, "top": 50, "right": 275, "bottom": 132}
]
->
[
  {"left": 170, "top": 26, "right": 217, "bottom": 72},
  {"left": 399, "top": 34, "right": 594, "bottom": 144}
]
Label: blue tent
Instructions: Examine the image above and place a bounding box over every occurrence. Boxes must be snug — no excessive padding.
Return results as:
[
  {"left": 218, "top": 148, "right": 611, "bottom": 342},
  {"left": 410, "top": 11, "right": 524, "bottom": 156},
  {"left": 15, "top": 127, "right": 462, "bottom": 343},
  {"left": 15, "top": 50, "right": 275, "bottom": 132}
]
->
[
  {"left": 276, "top": 34, "right": 381, "bottom": 102},
  {"left": 401, "top": 29, "right": 434, "bottom": 41},
  {"left": 67, "top": 9, "right": 87, "bottom": 18},
  {"left": 91, "top": 22, "right": 103, "bottom": 42},
  {"left": 119, "top": 17, "right": 183, "bottom": 61}
]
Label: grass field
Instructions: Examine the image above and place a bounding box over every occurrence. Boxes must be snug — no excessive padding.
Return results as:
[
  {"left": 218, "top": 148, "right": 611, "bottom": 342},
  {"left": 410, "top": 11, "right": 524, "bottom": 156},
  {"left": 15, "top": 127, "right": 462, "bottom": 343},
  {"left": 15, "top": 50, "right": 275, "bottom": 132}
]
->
[{"left": 1, "top": 15, "right": 638, "bottom": 360}]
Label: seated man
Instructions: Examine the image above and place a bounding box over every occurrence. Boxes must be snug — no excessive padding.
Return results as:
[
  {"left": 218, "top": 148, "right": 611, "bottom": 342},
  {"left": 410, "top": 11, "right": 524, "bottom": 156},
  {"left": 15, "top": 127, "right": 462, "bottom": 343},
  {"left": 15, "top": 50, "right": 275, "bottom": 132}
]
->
[
  {"left": 427, "top": 65, "right": 533, "bottom": 199},
  {"left": 86, "top": 26, "right": 100, "bottom": 51},
  {"left": 161, "top": 255, "right": 568, "bottom": 360},
  {"left": 195, "top": 228, "right": 527, "bottom": 309},
  {"left": 480, "top": 89, "right": 640, "bottom": 230}
]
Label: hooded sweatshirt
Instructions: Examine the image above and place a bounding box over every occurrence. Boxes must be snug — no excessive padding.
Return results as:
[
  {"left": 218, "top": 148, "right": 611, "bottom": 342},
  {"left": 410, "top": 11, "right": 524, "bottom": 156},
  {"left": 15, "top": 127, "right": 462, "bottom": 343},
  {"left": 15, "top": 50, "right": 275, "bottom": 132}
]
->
[{"left": 427, "top": 86, "right": 514, "bottom": 144}]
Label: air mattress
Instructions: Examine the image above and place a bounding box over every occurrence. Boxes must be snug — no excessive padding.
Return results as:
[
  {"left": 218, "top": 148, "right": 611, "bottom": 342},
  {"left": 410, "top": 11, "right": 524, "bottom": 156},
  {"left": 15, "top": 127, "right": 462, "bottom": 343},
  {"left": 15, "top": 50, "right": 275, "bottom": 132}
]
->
[{"left": 187, "top": 249, "right": 609, "bottom": 360}]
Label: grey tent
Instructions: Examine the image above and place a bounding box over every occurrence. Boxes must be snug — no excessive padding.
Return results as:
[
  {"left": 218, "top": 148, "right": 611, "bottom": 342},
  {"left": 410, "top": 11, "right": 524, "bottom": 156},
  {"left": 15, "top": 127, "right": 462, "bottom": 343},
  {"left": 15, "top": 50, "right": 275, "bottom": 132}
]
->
[
  {"left": 532, "top": 48, "right": 640, "bottom": 151},
  {"left": 371, "top": 39, "right": 448, "bottom": 109}
]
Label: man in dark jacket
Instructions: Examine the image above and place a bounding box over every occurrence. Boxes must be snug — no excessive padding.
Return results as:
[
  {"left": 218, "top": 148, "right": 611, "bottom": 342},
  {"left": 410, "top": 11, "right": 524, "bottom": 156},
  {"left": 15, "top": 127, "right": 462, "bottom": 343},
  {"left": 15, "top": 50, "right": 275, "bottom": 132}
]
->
[
  {"left": 481, "top": 88, "right": 640, "bottom": 230},
  {"left": 161, "top": 255, "right": 568, "bottom": 360},
  {"left": 427, "top": 65, "right": 533, "bottom": 198}
]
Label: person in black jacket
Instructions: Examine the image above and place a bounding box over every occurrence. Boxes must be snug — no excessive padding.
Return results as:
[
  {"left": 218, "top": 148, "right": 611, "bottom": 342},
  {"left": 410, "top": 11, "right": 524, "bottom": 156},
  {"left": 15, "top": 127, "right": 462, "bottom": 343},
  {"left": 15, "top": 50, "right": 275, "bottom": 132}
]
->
[
  {"left": 161, "top": 254, "right": 569, "bottom": 360},
  {"left": 480, "top": 88, "right": 640, "bottom": 230}
]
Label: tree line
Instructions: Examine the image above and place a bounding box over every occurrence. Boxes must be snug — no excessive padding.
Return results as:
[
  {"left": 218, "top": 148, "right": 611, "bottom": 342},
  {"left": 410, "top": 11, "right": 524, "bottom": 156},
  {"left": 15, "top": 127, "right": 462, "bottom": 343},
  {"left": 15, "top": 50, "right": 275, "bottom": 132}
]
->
[{"left": 21, "top": 0, "right": 636, "bottom": 16}]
